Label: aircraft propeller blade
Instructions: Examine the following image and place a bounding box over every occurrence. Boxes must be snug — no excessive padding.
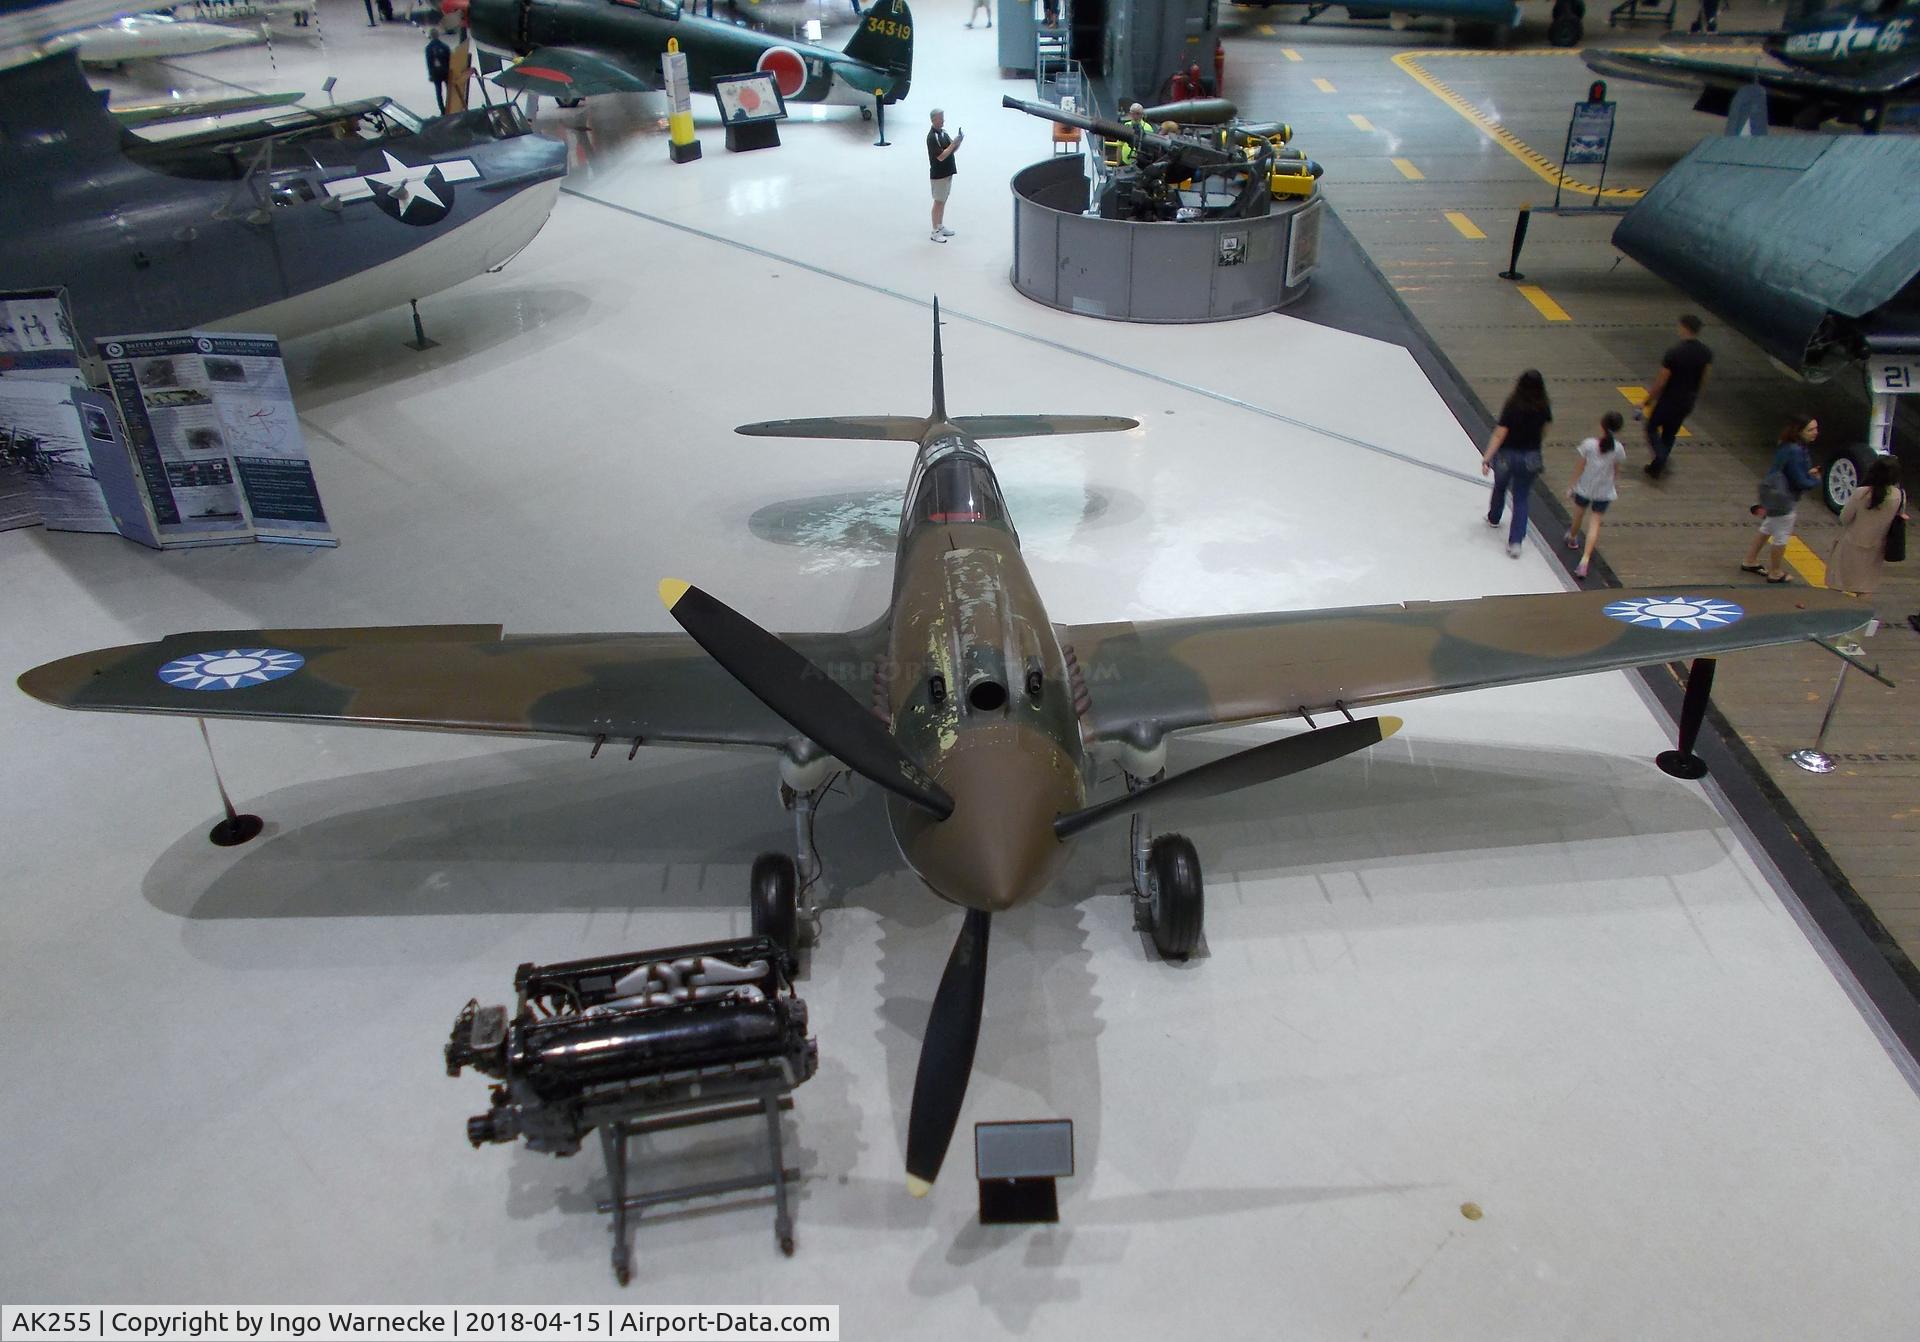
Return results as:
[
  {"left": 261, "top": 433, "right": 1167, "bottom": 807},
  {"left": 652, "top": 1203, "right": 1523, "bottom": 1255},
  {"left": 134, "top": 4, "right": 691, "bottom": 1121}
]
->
[
  {"left": 1053, "top": 715, "right": 1402, "bottom": 840},
  {"left": 905, "top": 908, "right": 992, "bottom": 1196},
  {"left": 659, "top": 580, "right": 954, "bottom": 820}
]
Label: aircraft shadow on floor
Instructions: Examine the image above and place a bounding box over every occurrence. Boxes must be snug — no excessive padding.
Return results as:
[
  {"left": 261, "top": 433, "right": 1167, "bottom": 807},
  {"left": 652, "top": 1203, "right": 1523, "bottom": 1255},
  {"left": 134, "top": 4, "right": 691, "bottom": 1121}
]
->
[
  {"left": 140, "top": 730, "right": 1732, "bottom": 926},
  {"left": 747, "top": 484, "right": 1146, "bottom": 561}
]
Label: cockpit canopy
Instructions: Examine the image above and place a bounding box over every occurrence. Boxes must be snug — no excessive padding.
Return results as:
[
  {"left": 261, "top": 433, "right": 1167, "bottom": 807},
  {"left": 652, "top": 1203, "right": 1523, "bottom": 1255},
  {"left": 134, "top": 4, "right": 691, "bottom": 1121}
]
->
[
  {"left": 911, "top": 446, "right": 1007, "bottom": 528},
  {"left": 612, "top": 0, "right": 682, "bottom": 18}
]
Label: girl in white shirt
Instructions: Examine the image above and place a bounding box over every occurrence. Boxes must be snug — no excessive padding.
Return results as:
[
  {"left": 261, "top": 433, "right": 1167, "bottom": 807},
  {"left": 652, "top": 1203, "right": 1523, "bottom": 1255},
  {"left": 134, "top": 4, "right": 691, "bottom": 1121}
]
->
[{"left": 1565, "top": 411, "right": 1623, "bottom": 579}]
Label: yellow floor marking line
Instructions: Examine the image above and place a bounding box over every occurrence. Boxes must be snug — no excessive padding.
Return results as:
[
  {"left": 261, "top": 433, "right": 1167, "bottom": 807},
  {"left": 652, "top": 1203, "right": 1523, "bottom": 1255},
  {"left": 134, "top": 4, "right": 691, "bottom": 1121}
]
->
[
  {"left": 1614, "top": 386, "right": 1692, "bottom": 437},
  {"left": 1282, "top": 47, "right": 1303, "bottom": 61},
  {"left": 1392, "top": 50, "right": 1646, "bottom": 201},
  {"left": 1445, "top": 210, "right": 1486, "bottom": 239},
  {"left": 1391, "top": 157, "right": 1425, "bottom": 180},
  {"left": 1517, "top": 284, "right": 1571, "bottom": 321},
  {"left": 1349, "top": 113, "right": 1376, "bottom": 131},
  {"left": 1314, "top": 77, "right": 1337, "bottom": 93},
  {"left": 1785, "top": 536, "right": 1828, "bottom": 587},
  {"left": 1259, "top": 24, "right": 1277, "bottom": 36}
]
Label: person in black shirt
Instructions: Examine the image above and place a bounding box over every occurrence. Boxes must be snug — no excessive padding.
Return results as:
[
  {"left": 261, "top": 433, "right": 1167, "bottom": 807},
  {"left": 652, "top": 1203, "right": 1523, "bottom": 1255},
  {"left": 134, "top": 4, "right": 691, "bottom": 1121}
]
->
[
  {"left": 927, "top": 109, "right": 962, "bottom": 244},
  {"left": 1640, "top": 314, "right": 1712, "bottom": 479},
  {"left": 1481, "top": 369, "right": 1553, "bottom": 558},
  {"left": 425, "top": 31, "right": 452, "bottom": 112}
]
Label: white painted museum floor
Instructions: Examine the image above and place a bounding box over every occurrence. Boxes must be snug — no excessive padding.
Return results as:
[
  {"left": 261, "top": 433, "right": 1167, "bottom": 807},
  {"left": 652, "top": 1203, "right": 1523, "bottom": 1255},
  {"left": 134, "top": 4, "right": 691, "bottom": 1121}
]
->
[{"left": 6, "top": 3, "right": 1920, "bottom": 1332}]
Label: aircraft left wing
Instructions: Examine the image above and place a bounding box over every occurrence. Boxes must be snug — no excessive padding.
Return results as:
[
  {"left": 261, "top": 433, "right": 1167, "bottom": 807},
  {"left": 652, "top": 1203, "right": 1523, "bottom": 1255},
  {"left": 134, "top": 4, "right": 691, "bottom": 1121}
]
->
[
  {"left": 492, "top": 46, "right": 658, "bottom": 99},
  {"left": 1062, "top": 586, "right": 1868, "bottom": 745},
  {"left": 18, "top": 622, "right": 881, "bottom": 749}
]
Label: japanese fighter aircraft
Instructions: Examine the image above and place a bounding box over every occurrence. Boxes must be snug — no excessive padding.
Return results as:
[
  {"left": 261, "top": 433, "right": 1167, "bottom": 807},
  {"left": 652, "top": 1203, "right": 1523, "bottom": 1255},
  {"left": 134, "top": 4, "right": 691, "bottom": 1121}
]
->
[
  {"left": 0, "top": 50, "right": 568, "bottom": 342},
  {"left": 1583, "top": 0, "right": 1920, "bottom": 131},
  {"left": 466, "top": 0, "right": 913, "bottom": 111},
  {"left": 17, "top": 303, "right": 1871, "bottom": 1195}
]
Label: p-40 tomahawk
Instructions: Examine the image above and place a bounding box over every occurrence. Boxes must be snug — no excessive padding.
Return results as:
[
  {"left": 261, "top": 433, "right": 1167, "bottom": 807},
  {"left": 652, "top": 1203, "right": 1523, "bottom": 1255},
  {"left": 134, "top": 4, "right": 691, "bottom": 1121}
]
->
[{"left": 18, "top": 302, "right": 1869, "bottom": 1196}]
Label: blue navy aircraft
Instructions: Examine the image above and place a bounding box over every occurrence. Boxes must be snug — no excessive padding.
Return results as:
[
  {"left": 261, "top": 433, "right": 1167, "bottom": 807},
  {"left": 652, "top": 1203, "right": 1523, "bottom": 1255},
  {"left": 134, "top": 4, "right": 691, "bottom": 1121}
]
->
[
  {"left": 1584, "top": 0, "right": 1920, "bottom": 131},
  {"left": 0, "top": 51, "right": 569, "bottom": 343}
]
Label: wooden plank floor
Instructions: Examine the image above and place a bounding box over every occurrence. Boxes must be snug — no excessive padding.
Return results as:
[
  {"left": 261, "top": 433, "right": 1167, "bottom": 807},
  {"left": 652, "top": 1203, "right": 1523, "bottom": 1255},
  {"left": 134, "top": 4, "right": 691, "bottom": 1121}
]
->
[{"left": 1227, "top": 25, "right": 1920, "bottom": 975}]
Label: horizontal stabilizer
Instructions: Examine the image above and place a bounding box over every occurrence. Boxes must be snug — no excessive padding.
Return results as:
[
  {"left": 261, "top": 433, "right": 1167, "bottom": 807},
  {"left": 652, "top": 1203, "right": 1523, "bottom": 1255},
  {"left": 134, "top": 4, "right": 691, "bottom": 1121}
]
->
[
  {"left": 735, "top": 416, "right": 928, "bottom": 441},
  {"left": 950, "top": 414, "right": 1139, "bottom": 439}
]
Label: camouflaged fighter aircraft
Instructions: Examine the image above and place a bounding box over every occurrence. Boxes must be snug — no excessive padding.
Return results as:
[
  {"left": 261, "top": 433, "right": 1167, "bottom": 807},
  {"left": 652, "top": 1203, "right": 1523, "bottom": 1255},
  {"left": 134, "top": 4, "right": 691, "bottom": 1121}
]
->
[
  {"left": 466, "top": 0, "right": 913, "bottom": 113},
  {"left": 17, "top": 302, "right": 1872, "bottom": 1196}
]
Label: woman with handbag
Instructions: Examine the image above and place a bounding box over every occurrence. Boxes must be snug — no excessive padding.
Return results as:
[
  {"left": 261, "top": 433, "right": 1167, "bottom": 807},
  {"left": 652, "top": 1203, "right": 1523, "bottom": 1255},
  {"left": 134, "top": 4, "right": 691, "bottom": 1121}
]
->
[
  {"left": 1826, "top": 456, "right": 1906, "bottom": 615},
  {"left": 1482, "top": 370, "right": 1553, "bottom": 559},
  {"left": 1740, "top": 415, "right": 1821, "bottom": 583}
]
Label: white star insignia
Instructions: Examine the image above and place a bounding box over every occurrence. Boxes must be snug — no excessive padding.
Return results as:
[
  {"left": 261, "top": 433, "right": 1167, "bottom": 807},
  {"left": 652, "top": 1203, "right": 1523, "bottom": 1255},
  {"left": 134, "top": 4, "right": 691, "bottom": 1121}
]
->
[{"left": 366, "top": 150, "right": 445, "bottom": 217}]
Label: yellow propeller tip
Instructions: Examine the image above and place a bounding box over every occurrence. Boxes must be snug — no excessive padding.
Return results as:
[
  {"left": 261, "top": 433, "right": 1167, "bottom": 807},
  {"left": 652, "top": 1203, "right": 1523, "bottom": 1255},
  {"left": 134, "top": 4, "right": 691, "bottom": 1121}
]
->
[
  {"left": 1378, "top": 716, "right": 1404, "bottom": 738},
  {"left": 906, "top": 1176, "right": 932, "bottom": 1198},
  {"left": 657, "top": 578, "right": 691, "bottom": 610}
]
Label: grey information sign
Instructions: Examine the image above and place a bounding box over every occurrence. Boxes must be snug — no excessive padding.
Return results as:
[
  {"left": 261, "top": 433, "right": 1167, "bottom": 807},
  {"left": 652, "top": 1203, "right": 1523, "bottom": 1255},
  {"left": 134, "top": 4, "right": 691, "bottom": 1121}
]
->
[
  {"left": 976, "top": 1119, "right": 1074, "bottom": 1179},
  {"left": 1566, "top": 100, "right": 1616, "bottom": 165}
]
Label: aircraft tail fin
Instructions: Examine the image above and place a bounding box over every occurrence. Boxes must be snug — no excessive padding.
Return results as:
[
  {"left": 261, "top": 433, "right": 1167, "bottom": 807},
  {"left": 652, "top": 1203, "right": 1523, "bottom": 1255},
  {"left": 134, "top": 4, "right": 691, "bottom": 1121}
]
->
[
  {"left": 735, "top": 416, "right": 927, "bottom": 441},
  {"left": 931, "top": 296, "right": 946, "bottom": 422},
  {"left": 841, "top": 0, "right": 913, "bottom": 96}
]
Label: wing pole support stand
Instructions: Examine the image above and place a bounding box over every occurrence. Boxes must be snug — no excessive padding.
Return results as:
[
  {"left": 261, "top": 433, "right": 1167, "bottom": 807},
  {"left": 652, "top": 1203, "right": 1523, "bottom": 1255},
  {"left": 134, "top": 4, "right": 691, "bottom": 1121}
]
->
[
  {"left": 199, "top": 718, "right": 264, "bottom": 846},
  {"left": 1655, "top": 656, "right": 1716, "bottom": 780},
  {"left": 405, "top": 299, "right": 439, "bottom": 352}
]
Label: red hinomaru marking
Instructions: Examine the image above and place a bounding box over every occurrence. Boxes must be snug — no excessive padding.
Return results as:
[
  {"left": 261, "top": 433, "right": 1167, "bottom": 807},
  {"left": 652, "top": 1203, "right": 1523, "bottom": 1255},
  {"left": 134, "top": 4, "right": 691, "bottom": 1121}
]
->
[
  {"left": 757, "top": 47, "right": 806, "bottom": 98},
  {"left": 515, "top": 65, "right": 573, "bottom": 83}
]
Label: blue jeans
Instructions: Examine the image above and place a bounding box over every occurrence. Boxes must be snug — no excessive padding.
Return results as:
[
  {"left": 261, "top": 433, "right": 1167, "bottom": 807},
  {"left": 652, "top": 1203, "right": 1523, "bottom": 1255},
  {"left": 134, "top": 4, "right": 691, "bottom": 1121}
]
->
[{"left": 1486, "top": 448, "right": 1539, "bottom": 546}]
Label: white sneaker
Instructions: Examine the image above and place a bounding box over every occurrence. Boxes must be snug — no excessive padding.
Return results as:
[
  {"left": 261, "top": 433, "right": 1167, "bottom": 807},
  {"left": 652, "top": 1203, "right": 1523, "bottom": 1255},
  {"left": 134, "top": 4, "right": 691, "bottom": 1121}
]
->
[
  {"left": 1507, "top": 543, "right": 1522, "bottom": 558},
  {"left": 938, "top": 226, "right": 955, "bottom": 237},
  {"left": 930, "top": 230, "right": 947, "bottom": 243}
]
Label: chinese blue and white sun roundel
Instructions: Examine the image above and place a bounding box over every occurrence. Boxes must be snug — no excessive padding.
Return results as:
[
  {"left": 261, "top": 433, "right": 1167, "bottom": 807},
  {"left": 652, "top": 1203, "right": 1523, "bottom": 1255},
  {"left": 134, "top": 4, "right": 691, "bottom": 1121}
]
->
[
  {"left": 1602, "top": 595, "right": 1745, "bottom": 632},
  {"left": 157, "top": 648, "right": 305, "bottom": 691}
]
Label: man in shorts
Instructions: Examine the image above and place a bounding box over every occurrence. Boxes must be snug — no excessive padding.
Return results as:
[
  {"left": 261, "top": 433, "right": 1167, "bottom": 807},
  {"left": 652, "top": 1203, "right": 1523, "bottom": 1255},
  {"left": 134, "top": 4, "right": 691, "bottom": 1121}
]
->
[{"left": 928, "top": 109, "right": 961, "bottom": 243}]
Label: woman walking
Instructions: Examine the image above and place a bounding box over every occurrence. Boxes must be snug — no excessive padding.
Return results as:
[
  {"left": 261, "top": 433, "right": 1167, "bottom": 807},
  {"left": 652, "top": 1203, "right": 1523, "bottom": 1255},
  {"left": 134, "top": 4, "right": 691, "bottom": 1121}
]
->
[
  {"left": 1740, "top": 415, "right": 1821, "bottom": 583},
  {"left": 1482, "top": 370, "right": 1553, "bottom": 559},
  {"left": 1565, "top": 410, "right": 1623, "bottom": 579},
  {"left": 1826, "top": 458, "right": 1907, "bottom": 643}
]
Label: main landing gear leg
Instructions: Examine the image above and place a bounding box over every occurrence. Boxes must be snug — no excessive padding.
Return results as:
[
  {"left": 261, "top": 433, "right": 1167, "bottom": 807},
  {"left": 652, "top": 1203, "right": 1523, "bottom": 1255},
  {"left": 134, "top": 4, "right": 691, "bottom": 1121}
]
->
[{"left": 1124, "top": 768, "right": 1205, "bottom": 960}]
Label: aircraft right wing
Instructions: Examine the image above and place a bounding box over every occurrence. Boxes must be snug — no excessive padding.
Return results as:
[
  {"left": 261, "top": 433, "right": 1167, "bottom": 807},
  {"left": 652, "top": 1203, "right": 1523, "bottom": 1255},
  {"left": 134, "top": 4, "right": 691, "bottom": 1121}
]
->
[
  {"left": 17, "top": 621, "right": 882, "bottom": 750},
  {"left": 493, "top": 47, "right": 658, "bottom": 99},
  {"left": 1581, "top": 46, "right": 1920, "bottom": 100}
]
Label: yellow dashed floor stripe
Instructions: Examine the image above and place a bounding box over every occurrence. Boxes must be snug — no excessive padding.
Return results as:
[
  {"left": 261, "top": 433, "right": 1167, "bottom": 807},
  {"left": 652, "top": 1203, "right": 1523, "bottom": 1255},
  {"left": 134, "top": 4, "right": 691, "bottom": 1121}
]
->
[
  {"left": 1314, "top": 77, "right": 1337, "bottom": 93},
  {"left": 1517, "top": 284, "right": 1571, "bottom": 321},
  {"left": 1391, "top": 157, "right": 1425, "bottom": 180},
  {"left": 1349, "top": 113, "right": 1376, "bottom": 131},
  {"left": 1615, "top": 385, "right": 1692, "bottom": 437},
  {"left": 1259, "top": 23, "right": 1277, "bottom": 35},
  {"left": 1445, "top": 210, "right": 1486, "bottom": 239},
  {"left": 1282, "top": 47, "right": 1303, "bottom": 61},
  {"left": 1785, "top": 536, "right": 1828, "bottom": 586},
  {"left": 1392, "top": 50, "right": 1646, "bottom": 201}
]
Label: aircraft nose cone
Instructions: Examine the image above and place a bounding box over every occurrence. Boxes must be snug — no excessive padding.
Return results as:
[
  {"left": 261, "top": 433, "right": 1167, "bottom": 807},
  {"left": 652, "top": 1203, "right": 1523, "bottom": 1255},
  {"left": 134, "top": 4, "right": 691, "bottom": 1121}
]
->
[{"left": 892, "top": 724, "right": 1082, "bottom": 912}]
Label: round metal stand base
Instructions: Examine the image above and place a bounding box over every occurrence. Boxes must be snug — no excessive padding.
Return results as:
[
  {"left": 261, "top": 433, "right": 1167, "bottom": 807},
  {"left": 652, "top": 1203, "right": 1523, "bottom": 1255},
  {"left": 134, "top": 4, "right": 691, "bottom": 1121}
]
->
[
  {"left": 209, "top": 813, "right": 264, "bottom": 847},
  {"left": 1786, "top": 749, "right": 1836, "bottom": 776},
  {"left": 1654, "top": 750, "right": 1709, "bottom": 780}
]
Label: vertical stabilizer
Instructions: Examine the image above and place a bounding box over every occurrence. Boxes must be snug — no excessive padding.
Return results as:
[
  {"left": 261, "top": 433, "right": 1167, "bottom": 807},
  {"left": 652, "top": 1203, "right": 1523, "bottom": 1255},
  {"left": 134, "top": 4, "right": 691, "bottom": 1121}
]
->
[{"left": 931, "top": 297, "right": 947, "bottom": 422}]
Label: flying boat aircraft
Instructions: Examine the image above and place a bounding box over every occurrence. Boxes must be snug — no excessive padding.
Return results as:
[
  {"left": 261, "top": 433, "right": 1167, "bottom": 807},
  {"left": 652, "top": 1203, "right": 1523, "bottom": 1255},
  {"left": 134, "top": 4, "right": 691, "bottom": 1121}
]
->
[
  {"left": 17, "top": 304, "right": 1871, "bottom": 1194},
  {"left": 1583, "top": 0, "right": 1920, "bottom": 131},
  {"left": 0, "top": 51, "right": 568, "bottom": 343},
  {"left": 464, "top": 0, "right": 913, "bottom": 112}
]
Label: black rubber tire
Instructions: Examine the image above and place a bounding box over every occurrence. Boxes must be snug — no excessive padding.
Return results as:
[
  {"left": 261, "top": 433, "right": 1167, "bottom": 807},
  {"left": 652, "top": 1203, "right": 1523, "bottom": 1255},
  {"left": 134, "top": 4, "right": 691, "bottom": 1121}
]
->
[
  {"left": 750, "top": 853, "right": 799, "bottom": 955},
  {"left": 1547, "top": 10, "right": 1583, "bottom": 46},
  {"left": 1146, "top": 834, "right": 1204, "bottom": 959},
  {"left": 1823, "top": 445, "right": 1872, "bottom": 515}
]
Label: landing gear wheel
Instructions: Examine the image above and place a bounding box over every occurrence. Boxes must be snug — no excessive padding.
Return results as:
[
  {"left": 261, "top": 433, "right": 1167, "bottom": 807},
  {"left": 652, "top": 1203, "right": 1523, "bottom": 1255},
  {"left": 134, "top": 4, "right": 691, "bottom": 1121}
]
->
[
  {"left": 750, "top": 853, "right": 800, "bottom": 957},
  {"left": 861, "top": 106, "right": 874, "bottom": 121},
  {"left": 1823, "top": 445, "right": 1872, "bottom": 514},
  {"left": 1547, "top": 1, "right": 1583, "bottom": 46},
  {"left": 1145, "top": 834, "right": 1203, "bottom": 960}
]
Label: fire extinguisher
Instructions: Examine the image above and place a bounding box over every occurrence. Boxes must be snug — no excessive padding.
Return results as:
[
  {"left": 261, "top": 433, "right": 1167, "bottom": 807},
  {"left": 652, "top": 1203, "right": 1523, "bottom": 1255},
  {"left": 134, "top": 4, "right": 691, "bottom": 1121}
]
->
[
  {"left": 1213, "top": 44, "right": 1226, "bottom": 99},
  {"left": 1169, "top": 69, "right": 1191, "bottom": 101}
]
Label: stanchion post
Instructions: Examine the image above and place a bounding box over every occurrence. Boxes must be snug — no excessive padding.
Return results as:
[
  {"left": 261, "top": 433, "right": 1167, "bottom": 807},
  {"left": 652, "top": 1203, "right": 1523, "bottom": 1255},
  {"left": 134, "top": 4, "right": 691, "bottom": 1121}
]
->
[
  {"left": 1499, "top": 206, "right": 1530, "bottom": 281},
  {"left": 1787, "top": 659, "right": 1852, "bottom": 774}
]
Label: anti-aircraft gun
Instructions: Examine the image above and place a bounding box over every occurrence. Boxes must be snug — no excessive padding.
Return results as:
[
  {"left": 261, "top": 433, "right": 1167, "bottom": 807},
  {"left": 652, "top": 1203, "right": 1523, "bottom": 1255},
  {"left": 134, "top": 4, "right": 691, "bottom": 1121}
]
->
[{"left": 1001, "top": 94, "right": 1276, "bottom": 222}]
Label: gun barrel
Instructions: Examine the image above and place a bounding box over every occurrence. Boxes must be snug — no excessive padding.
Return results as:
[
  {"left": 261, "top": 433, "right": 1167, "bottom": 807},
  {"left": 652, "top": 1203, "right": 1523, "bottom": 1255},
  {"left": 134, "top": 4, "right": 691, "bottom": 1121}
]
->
[{"left": 1001, "top": 94, "right": 1133, "bottom": 142}]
